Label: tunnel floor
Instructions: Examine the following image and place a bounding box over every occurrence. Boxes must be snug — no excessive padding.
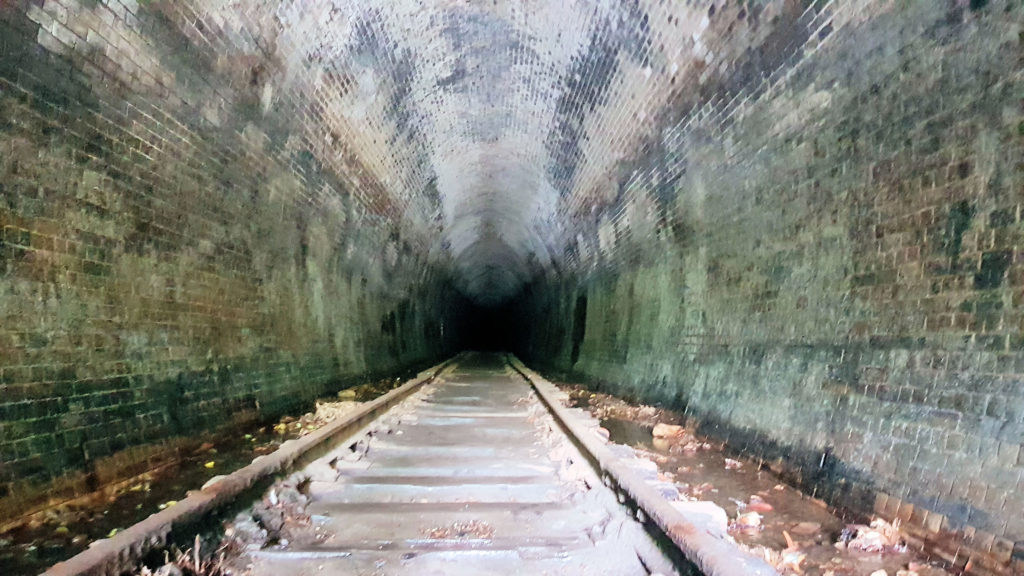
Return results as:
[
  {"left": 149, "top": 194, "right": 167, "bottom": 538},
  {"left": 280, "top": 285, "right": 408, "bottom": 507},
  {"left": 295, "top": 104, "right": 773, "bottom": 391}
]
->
[
  {"left": 236, "top": 354, "right": 676, "bottom": 575},
  {"left": 16, "top": 355, "right": 962, "bottom": 575}
]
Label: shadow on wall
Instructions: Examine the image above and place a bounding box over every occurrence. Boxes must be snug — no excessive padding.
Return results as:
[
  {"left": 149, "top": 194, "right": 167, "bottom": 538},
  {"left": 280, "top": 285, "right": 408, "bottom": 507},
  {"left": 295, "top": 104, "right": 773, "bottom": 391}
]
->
[{"left": 571, "top": 294, "right": 587, "bottom": 366}]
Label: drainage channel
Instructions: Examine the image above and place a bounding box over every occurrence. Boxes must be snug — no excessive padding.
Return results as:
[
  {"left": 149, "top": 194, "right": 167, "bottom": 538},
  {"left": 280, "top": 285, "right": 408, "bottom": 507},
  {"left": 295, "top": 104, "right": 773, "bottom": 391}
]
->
[{"left": 44, "top": 353, "right": 777, "bottom": 576}]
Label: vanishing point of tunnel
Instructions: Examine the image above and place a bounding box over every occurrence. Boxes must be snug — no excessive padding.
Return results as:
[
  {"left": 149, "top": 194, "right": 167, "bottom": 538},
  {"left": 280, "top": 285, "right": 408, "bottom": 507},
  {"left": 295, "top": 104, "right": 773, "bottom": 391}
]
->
[{"left": 0, "top": 0, "right": 1023, "bottom": 574}]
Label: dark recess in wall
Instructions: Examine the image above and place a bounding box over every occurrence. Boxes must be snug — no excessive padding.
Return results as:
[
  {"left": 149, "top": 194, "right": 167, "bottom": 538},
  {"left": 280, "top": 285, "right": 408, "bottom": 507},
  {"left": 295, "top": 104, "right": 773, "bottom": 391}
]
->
[{"left": 571, "top": 294, "right": 587, "bottom": 365}]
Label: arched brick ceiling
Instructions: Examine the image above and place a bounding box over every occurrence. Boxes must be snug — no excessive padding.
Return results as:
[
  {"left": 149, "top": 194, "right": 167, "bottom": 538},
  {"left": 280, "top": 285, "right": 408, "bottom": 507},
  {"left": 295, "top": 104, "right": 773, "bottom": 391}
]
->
[{"left": 156, "top": 0, "right": 817, "bottom": 304}]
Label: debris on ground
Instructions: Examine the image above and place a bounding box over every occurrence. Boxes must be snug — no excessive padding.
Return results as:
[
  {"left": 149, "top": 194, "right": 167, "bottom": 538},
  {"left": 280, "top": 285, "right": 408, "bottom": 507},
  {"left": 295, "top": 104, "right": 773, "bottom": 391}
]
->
[
  {"left": 748, "top": 494, "right": 774, "bottom": 513},
  {"left": 672, "top": 438, "right": 713, "bottom": 454},
  {"left": 1, "top": 374, "right": 410, "bottom": 575},
  {"left": 731, "top": 511, "right": 763, "bottom": 532},
  {"left": 137, "top": 535, "right": 230, "bottom": 576},
  {"left": 679, "top": 481, "right": 716, "bottom": 499},
  {"left": 652, "top": 423, "right": 685, "bottom": 438},
  {"left": 838, "top": 518, "right": 906, "bottom": 553},
  {"left": 223, "top": 513, "right": 267, "bottom": 554},
  {"left": 743, "top": 532, "right": 808, "bottom": 575},
  {"left": 559, "top": 380, "right": 956, "bottom": 576},
  {"left": 313, "top": 400, "right": 361, "bottom": 422},
  {"left": 244, "top": 480, "right": 320, "bottom": 548},
  {"left": 790, "top": 521, "right": 821, "bottom": 535},
  {"left": 267, "top": 400, "right": 362, "bottom": 439},
  {"left": 671, "top": 501, "right": 729, "bottom": 537},
  {"left": 423, "top": 520, "right": 495, "bottom": 540},
  {"left": 562, "top": 385, "right": 679, "bottom": 428},
  {"left": 634, "top": 447, "right": 670, "bottom": 465}
]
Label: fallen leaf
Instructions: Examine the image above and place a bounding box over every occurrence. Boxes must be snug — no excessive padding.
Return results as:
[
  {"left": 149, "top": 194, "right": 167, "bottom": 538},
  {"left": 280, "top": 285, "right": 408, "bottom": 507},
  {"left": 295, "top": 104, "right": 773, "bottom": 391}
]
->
[
  {"left": 748, "top": 495, "right": 773, "bottom": 513},
  {"left": 731, "top": 511, "right": 762, "bottom": 531},
  {"left": 845, "top": 518, "right": 903, "bottom": 552}
]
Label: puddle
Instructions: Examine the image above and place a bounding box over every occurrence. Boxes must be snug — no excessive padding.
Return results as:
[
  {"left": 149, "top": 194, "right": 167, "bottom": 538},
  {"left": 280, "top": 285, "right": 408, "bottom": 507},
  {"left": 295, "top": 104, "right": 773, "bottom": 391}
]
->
[
  {"left": 600, "top": 417, "right": 655, "bottom": 448},
  {"left": 567, "top": 385, "right": 957, "bottom": 576},
  {"left": 600, "top": 418, "right": 844, "bottom": 551},
  {"left": 0, "top": 426, "right": 295, "bottom": 575},
  {"left": 0, "top": 376, "right": 408, "bottom": 576}
]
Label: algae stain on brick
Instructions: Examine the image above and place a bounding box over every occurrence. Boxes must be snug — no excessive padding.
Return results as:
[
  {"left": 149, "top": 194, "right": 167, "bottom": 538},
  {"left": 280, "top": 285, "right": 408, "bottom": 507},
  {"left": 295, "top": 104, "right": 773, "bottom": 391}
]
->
[
  {"left": 975, "top": 251, "right": 1011, "bottom": 290},
  {"left": 516, "top": 0, "right": 1024, "bottom": 544},
  {"left": 0, "top": 1, "right": 461, "bottom": 522},
  {"left": 943, "top": 200, "right": 974, "bottom": 263}
]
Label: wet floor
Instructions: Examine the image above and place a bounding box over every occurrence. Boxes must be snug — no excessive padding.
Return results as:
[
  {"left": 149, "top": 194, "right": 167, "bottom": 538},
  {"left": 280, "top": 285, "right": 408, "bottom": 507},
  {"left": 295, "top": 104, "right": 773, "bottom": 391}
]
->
[
  {"left": 566, "top": 384, "right": 956, "bottom": 576},
  {"left": 0, "top": 431, "right": 284, "bottom": 575},
  {"left": 0, "top": 376, "right": 407, "bottom": 576}
]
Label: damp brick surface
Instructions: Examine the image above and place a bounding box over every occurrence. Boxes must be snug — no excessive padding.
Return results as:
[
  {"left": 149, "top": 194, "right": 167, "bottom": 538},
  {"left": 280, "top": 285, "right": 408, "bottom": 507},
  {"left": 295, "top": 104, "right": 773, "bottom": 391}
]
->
[
  {"left": 0, "top": 0, "right": 1022, "bottom": 559},
  {"left": 515, "top": 0, "right": 1024, "bottom": 547}
]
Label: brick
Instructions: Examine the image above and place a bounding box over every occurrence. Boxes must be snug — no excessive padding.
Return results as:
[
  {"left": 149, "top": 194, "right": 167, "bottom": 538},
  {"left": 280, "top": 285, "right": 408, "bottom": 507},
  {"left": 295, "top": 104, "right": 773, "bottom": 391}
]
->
[
  {"left": 992, "top": 537, "right": 1015, "bottom": 564},
  {"left": 0, "top": 0, "right": 460, "bottom": 521},
  {"left": 874, "top": 492, "right": 889, "bottom": 515},
  {"left": 974, "top": 529, "right": 996, "bottom": 553},
  {"left": 910, "top": 506, "right": 930, "bottom": 528}
]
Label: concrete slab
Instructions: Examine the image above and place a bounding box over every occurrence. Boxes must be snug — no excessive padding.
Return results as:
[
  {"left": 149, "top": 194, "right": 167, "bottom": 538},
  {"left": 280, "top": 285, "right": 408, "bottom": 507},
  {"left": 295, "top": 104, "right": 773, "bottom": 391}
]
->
[
  {"left": 307, "top": 480, "right": 569, "bottom": 504},
  {"left": 246, "top": 546, "right": 651, "bottom": 576},
  {"left": 310, "top": 504, "right": 608, "bottom": 542}
]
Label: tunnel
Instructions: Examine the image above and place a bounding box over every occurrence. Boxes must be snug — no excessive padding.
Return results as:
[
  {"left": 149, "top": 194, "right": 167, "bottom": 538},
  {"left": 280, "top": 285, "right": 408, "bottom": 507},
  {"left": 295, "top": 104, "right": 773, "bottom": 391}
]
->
[{"left": 1, "top": 0, "right": 1023, "bottom": 573}]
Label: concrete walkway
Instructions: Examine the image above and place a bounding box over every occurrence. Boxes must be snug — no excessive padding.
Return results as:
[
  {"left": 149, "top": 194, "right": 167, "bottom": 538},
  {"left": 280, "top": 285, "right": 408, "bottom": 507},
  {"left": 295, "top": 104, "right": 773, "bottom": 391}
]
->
[{"left": 243, "top": 354, "right": 676, "bottom": 575}]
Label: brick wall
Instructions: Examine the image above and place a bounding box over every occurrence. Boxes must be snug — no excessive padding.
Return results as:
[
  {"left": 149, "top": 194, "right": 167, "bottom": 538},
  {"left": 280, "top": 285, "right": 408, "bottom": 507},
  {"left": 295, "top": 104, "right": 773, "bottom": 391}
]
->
[
  {"left": 0, "top": 1, "right": 460, "bottom": 519},
  {"left": 3, "top": 0, "right": 1024, "bottom": 561},
  {"left": 516, "top": 0, "right": 1024, "bottom": 557}
]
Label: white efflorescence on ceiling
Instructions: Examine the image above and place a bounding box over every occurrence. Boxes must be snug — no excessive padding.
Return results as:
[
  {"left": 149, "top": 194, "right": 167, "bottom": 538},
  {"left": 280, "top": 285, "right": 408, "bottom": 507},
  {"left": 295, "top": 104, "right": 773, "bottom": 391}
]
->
[{"left": 164, "top": 0, "right": 808, "bottom": 305}]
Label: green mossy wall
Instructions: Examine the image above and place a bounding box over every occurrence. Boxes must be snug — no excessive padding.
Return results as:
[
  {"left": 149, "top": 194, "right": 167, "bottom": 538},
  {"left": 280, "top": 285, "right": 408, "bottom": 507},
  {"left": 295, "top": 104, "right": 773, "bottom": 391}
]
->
[
  {"left": 517, "top": 1, "right": 1024, "bottom": 553},
  {"left": 0, "top": 1, "right": 459, "bottom": 519}
]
